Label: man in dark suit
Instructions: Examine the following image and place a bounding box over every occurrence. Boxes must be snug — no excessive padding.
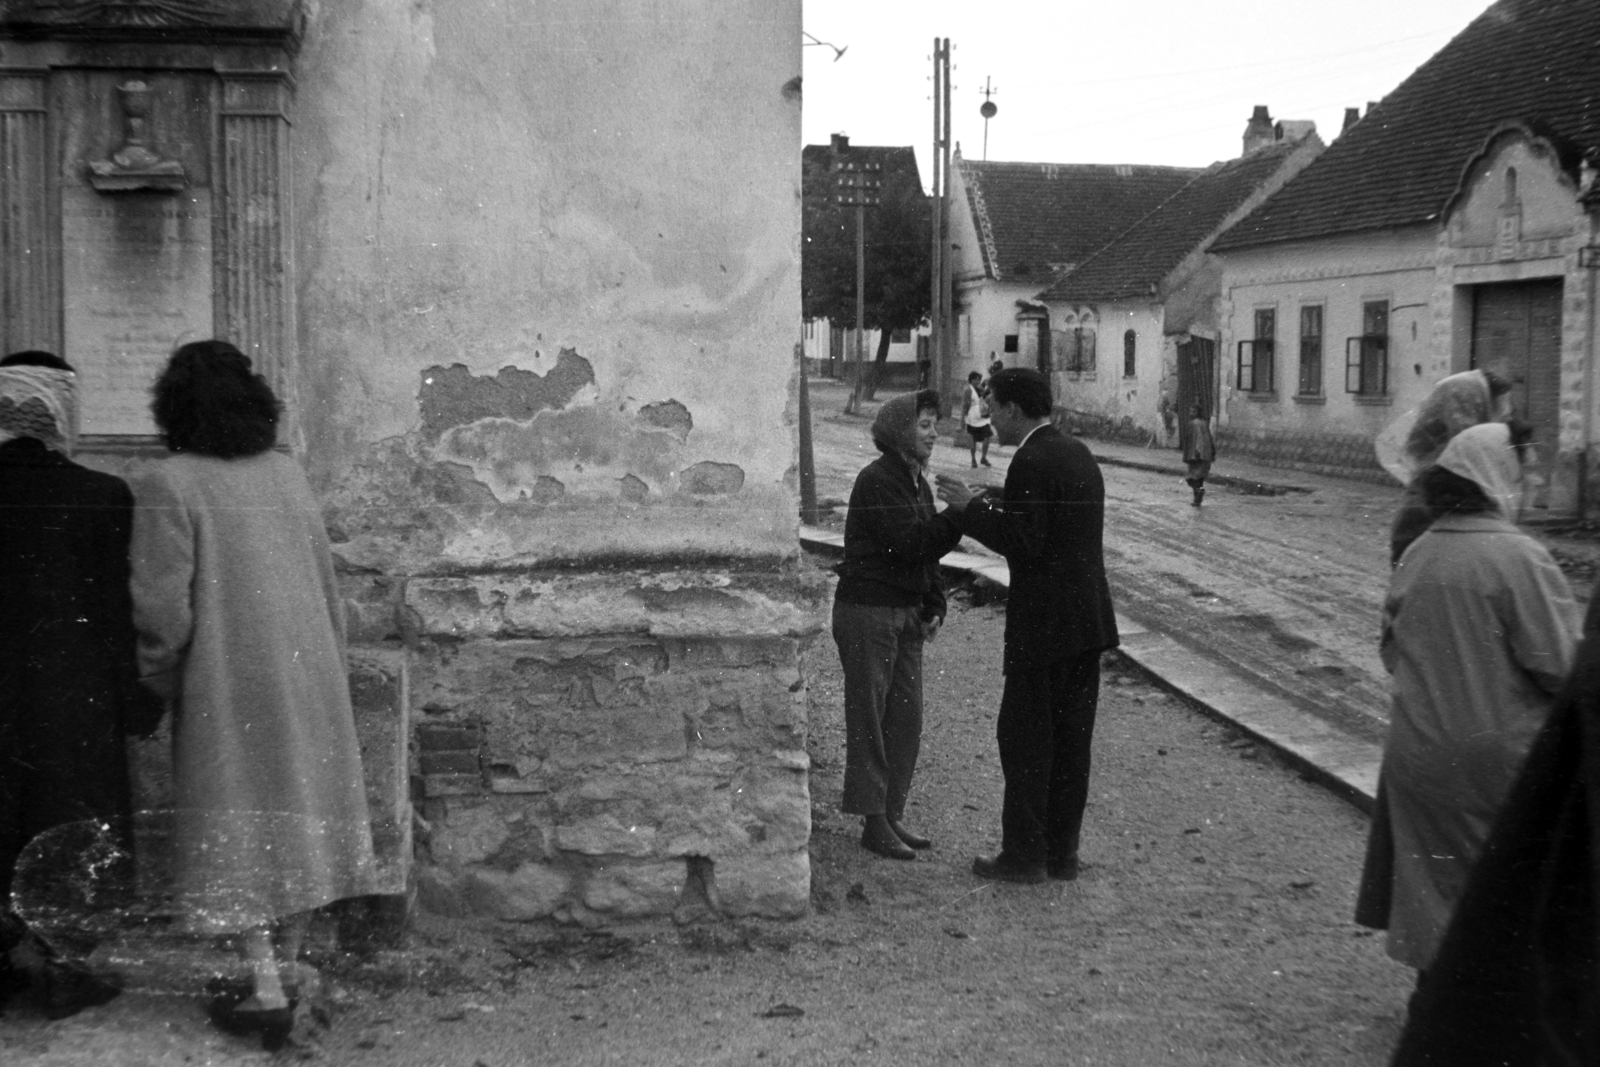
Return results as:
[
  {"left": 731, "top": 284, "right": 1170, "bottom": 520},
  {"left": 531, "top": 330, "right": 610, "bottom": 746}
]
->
[{"left": 936, "top": 368, "right": 1118, "bottom": 883}]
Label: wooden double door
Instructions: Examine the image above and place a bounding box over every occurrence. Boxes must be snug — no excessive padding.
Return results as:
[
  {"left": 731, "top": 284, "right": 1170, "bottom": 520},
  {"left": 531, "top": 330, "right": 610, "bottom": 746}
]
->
[{"left": 1470, "top": 278, "right": 1563, "bottom": 508}]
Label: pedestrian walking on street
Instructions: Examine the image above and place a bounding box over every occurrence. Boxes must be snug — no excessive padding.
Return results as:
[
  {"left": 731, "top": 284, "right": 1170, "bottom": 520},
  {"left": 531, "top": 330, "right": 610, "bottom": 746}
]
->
[
  {"left": 130, "top": 341, "right": 377, "bottom": 1046},
  {"left": 935, "top": 369, "right": 1119, "bottom": 884},
  {"left": 1357, "top": 422, "right": 1580, "bottom": 977},
  {"left": 962, "top": 371, "right": 993, "bottom": 468},
  {"left": 0, "top": 351, "right": 160, "bottom": 1019},
  {"left": 833, "top": 389, "right": 963, "bottom": 860},
  {"left": 1376, "top": 368, "right": 1512, "bottom": 565},
  {"left": 1182, "top": 401, "right": 1215, "bottom": 507},
  {"left": 1387, "top": 587, "right": 1600, "bottom": 1067}
]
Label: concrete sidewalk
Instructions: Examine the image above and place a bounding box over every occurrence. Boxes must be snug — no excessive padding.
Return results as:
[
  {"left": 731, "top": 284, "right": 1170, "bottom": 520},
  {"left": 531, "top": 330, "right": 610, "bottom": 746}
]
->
[{"left": 800, "top": 525, "right": 1381, "bottom": 813}]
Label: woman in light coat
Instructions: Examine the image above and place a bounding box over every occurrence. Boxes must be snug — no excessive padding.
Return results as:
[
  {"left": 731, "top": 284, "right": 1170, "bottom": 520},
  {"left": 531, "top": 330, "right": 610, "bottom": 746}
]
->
[
  {"left": 1364, "top": 421, "right": 1580, "bottom": 973},
  {"left": 131, "top": 341, "right": 375, "bottom": 1033}
]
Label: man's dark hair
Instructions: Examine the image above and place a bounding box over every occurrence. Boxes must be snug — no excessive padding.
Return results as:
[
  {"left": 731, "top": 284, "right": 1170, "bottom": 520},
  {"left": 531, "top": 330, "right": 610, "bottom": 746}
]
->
[
  {"left": 967, "top": 371, "right": 982, "bottom": 383},
  {"left": 1419, "top": 465, "right": 1494, "bottom": 517},
  {"left": 987, "top": 368, "right": 1052, "bottom": 419},
  {"left": 2, "top": 350, "right": 73, "bottom": 372},
  {"left": 151, "top": 340, "right": 281, "bottom": 457}
]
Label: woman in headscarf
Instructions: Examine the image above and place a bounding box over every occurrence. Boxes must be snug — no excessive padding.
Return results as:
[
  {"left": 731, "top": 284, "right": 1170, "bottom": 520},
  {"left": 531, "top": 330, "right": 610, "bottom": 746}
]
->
[
  {"left": 833, "top": 389, "right": 962, "bottom": 860},
  {"left": 1361, "top": 421, "right": 1581, "bottom": 976},
  {"left": 1380, "top": 368, "right": 1512, "bottom": 564},
  {"left": 1, "top": 350, "right": 156, "bottom": 1016},
  {"left": 1387, "top": 587, "right": 1600, "bottom": 1066},
  {"left": 130, "top": 341, "right": 376, "bottom": 1042}
]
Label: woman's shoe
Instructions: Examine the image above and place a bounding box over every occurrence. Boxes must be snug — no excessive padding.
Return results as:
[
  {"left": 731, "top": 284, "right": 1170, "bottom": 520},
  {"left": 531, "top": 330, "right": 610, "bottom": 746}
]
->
[
  {"left": 860, "top": 817, "right": 915, "bottom": 861},
  {"left": 888, "top": 820, "right": 932, "bottom": 849}
]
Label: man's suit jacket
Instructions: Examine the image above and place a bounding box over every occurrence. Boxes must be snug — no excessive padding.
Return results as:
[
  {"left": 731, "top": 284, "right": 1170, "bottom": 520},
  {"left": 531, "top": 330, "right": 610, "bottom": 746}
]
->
[{"left": 957, "top": 424, "right": 1118, "bottom": 674}]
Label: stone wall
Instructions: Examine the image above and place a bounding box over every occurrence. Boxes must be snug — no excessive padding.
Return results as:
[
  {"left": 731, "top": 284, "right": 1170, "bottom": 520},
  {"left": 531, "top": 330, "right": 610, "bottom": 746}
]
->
[
  {"left": 341, "top": 563, "right": 825, "bottom": 924},
  {"left": 1214, "top": 426, "right": 1391, "bottom": 483}
]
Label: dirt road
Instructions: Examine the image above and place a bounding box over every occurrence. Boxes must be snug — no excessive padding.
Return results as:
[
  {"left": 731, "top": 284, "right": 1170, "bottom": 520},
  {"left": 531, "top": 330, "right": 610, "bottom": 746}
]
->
[{"left": 2, "top": 583, "right": 1415, "bottom": 1066}]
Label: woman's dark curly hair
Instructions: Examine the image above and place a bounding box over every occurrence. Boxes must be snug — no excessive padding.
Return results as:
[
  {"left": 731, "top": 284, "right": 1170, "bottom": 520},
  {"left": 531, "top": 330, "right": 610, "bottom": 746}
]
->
[{"left": 150, "top": 340, "right": 281, "bottom": 457}]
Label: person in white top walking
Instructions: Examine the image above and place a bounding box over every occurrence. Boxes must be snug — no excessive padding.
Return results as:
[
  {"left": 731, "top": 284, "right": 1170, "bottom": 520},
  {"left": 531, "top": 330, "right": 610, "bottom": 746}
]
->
[{"left": 962, "top": 371, "right": 993, "bottom": 468}]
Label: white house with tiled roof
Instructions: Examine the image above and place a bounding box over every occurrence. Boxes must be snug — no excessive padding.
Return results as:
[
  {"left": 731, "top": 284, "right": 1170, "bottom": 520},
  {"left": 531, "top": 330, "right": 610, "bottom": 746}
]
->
[
  {"left": 947, "top": 153, "right": 1199, "bottom": 386},
  {"left": 1211, "top": 0, "right": 1600, "bottom": 513},
  {"left": 1033, "top": 125, "right": 1321, "bottom": 448}
]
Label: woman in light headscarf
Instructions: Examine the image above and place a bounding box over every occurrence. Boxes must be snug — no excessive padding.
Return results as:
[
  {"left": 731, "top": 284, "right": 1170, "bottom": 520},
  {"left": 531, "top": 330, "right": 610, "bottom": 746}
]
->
[
  {"left": 1, "top": 351, "right": 157, "bottom": 1017},
  {"left": 1359, "top": 421, "right": 1581, "bottom": 976},
  {"left": 833, "top": 390, "right": 962, "bottom": 860},
  {"left": 1378, "top": 369, "right": 1513, "bottom": 564}
]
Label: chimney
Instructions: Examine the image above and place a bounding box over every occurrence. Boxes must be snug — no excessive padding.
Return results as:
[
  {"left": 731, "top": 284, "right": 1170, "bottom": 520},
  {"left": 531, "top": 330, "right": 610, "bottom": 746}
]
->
[
  {"left": 830, "top": 133, "right": 850, "bottom": 154},
  {"left": 1343, "top": 107, "right": 1360, "bottom": 133},
  {"left": 1243, "top": 105, "right": 1273, "bottom": 156}
]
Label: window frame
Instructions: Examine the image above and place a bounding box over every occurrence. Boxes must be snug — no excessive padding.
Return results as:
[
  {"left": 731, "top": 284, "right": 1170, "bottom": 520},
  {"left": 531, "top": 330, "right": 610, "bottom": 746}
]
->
[
  {"left": 1297, "top": 304, "right": 1323, "bottom": 397},
  {"left": 1123, "top": 329, "right": 1136, "bottom": 378},
  {"left": 1345, "top": 300, "right": 1389, "bottom": 396},
  {"left": 1236, "top": 307, "right": 1276, "bottom": 393}
]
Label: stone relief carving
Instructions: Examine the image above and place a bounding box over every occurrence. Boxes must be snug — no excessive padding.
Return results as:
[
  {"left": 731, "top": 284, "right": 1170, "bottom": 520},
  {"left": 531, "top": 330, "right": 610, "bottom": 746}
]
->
[{"left": 87, "top": 80, "right": 186, "bottom": 192}]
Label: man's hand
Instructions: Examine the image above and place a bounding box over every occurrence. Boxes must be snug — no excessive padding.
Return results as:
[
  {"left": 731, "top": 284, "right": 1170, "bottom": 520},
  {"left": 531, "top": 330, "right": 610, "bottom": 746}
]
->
[
  {"left": 922, "top": 616, "right": 942, "bottom": 642},
  {"left": 935, "top": 473, "right": 979, "bottom": 514}
]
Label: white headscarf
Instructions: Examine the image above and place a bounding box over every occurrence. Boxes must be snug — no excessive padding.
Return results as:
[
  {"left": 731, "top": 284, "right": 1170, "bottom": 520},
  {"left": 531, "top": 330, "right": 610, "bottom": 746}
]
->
[
  {"left": 0, "top": 364, "right": 78, "bottom": 455},
  {"left": 1436, "top": 421, "right": 1523, "bottom": 521}
]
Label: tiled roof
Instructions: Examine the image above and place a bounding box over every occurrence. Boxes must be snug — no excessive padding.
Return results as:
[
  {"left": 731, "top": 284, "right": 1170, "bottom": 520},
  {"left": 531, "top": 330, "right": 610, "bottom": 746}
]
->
[
  {"left": 1039, "top": 141, "right": 1312, "bottom": 303},
  {"left": 1213, "top": 0, "right": 1600, "bottom": 251},
  {"left": 957, "top": 157, "right": 1201, "bottom": 281}
]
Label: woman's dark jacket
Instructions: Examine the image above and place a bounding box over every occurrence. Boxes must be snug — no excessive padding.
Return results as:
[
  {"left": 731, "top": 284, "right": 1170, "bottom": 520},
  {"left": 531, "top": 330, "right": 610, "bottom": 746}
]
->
[
  {"left": 0, "top": 438, "right": 157, "bottom": 898},
  {"left": 834, "top": 452, "right": 962, "bottom": 621}
]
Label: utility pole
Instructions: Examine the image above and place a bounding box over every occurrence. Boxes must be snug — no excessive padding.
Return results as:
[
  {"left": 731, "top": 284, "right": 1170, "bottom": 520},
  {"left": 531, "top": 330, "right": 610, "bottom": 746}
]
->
[
  {"left": 980, "top": 77, "right": 998, "bottom": 161},
  {"left": 834, "top": 151, "right": 881, "bottom": 415},
  {"left": 929, "top": 38, "right": 955, "bottom": 414},
  {"left": 797, "top": 343, "right": 819, "bottom": 525},
  {"left": 930, "top": 38, "right": 949, "bottom": 413}
]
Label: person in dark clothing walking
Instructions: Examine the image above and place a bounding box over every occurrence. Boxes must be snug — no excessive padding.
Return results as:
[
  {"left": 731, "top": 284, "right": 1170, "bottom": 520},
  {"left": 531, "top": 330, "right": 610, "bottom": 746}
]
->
[
  {"left": 1183, "top": 402, "right": 1214, "bottom": 507},
  {"left": 936, "top": 369, "right": 1119, "bottom": 883},
  {"left": 0, "top": 350, "right": 159, "bottom": 1017},
  {"left": 834, "top": 390, "right": 962, "bottom": 860}
]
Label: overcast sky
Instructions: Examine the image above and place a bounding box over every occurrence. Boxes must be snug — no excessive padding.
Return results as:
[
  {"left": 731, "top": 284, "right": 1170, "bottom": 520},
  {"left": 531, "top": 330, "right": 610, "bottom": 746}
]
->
[{"left": 801, "top": 0, "right": 1492, "bottom": 183}]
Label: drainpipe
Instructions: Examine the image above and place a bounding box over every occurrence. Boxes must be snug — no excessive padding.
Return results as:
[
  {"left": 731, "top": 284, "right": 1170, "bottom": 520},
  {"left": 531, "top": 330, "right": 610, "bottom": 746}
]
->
[{"left": 1582, "top": 246, "right": 1598, "bottom": 517}]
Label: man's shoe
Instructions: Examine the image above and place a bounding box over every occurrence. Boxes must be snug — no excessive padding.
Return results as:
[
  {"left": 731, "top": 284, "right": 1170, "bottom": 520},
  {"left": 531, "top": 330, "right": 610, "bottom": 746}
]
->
[
  {"left": 980, "top": 458, "right": 992, "bottom": 466},
  {"left": 888, "top": 820, "right": 932, "bottom": 850},
  {"left": 1047, "top": 857, "right": 1080, "bottom": 881},
  {"left": 971, "top": 854, "right": 1046, "bottom": 884},
  {"left": 861, "top": 818, "right": 916, "bottom": 861}
]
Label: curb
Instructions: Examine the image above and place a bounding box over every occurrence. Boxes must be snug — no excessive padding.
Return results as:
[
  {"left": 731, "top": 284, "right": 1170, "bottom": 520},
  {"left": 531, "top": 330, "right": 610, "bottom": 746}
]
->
[
  {"left": 800, "top": 526, "right": 1380, "bottom": 814},
  {"left": 1088, "top": 453, "right": 1314, "bottom": 497}
]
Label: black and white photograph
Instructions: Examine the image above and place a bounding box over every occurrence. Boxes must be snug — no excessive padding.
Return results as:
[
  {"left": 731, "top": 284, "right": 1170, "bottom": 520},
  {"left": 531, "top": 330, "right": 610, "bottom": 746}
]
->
[{"left": 3, "top": 0, "right": 1597, "bottom": 1063}]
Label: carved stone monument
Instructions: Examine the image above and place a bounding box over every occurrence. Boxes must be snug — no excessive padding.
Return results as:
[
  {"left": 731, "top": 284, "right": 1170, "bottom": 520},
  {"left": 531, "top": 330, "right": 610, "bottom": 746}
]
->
[{"left": 0, "top": 0, "right": 302, "bottom": 445}]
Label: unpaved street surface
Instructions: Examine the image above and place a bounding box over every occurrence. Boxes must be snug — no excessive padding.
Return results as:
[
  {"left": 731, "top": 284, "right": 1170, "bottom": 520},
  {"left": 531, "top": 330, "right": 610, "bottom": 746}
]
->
[{"left": 4, "top": 584, "right": 1414, "bottom": 1066}]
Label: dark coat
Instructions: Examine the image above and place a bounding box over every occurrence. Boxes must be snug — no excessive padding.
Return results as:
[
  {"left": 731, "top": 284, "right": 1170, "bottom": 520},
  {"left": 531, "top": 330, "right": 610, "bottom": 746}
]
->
[
  {"left": 953, "top": 425, "right": 1118, "bottom": 672},
  {"left": 0, "top": 439, "right": 155, "bottom": 897},
  {"left": 1387, "top": 594, "right": 1600, "bottom": 1066},
  {"left": 834, "top": 452, "right": 962, "bottom": 621}
]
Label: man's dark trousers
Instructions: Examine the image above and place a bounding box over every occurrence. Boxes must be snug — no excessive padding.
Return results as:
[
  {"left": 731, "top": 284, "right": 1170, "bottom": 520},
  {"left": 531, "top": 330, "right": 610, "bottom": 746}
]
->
[{"left": 998, "top": 650, "right": 1100, "bottom": 867}]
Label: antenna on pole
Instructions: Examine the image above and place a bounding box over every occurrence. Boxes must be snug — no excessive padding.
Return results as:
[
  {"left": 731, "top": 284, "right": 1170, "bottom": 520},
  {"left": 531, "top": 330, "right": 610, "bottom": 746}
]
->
[{"left": 979, "top": 77, "right": 998, "bottom": 161}]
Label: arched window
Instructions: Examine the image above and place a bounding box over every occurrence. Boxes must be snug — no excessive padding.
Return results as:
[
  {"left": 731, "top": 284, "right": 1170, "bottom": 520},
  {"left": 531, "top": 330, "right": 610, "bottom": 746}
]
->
[{"left": 1123, "top": 329, "right": 1136, "bottom": 377}]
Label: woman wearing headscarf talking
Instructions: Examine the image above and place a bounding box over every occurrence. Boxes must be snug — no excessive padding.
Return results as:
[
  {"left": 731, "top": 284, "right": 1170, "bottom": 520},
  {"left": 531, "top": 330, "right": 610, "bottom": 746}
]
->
[
  {"left": 1360, "top": 421, "right": 1581, "bottom": 979},
  {"left": 833, "top": 390, "right": 962, "bottom": 860},
  {"left": 1377, "top": 368, "right": 1512, "bottom": 565}
]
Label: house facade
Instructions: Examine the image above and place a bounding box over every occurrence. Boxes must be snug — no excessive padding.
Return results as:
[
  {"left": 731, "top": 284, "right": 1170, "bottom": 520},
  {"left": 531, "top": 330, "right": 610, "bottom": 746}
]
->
[
  {"left": 0, "top": 1, "right": 815, "bottom": 925},
  {"left": 1211, "top": 0, "right": 1600, "bottom": 509},
  {"left": 1036, "top": 124, "right": 1322, "bottom": 445},
  {"left": 946, "top": 154, "right": 1200, "bottom": 389}
]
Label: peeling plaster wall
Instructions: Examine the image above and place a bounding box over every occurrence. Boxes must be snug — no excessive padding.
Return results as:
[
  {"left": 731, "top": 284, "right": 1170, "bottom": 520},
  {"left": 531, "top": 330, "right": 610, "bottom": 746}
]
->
[
  {"left": 292, "top": 0, "right": 801, "bottom": 567},
  {"left": 285, "top": 2, "right": 813, "bottom": 921}
]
